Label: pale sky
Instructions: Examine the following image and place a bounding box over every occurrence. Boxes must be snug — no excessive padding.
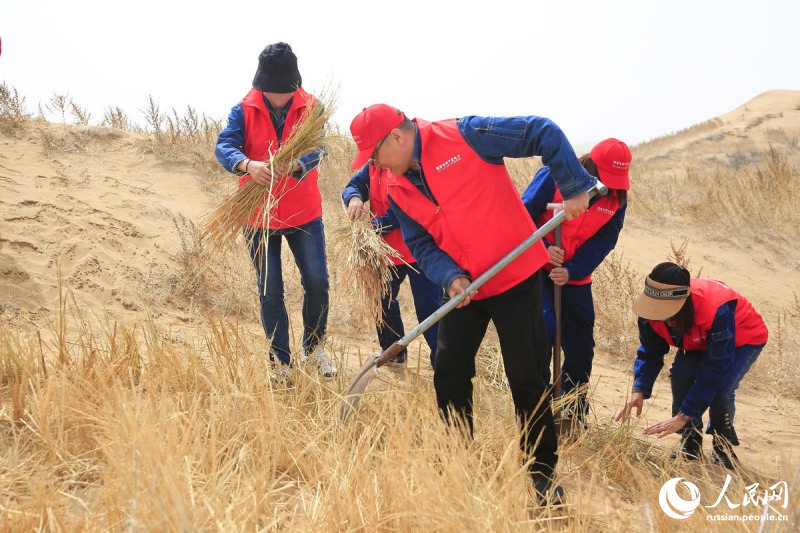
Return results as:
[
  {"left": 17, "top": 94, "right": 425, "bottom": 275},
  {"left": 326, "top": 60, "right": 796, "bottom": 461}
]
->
[{"left": 1, "top": 0, "right": 798, "bottom": 148}]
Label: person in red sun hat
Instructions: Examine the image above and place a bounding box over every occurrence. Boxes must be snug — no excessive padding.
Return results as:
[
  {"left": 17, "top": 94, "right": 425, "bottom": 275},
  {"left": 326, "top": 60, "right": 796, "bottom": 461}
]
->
[{"left": 522, "top": 138, "right": 632, "bottom": 429}]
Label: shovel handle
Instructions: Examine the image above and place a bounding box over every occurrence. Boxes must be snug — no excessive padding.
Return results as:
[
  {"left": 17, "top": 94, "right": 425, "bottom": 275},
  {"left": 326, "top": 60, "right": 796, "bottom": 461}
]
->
[
  {"left": 372, "top": 180, "right": 608, "bottom": 369},
  {"left": 552, "top": 223, "right": 563, "bottom": 398}
]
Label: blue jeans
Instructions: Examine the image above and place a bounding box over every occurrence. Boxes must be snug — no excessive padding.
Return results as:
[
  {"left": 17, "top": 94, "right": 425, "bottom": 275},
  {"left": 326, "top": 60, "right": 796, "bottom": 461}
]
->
[
  {"left": 245, "top": 217, "right": 329, "bottom": 366},
  {"left": 670, "top": 343, "right": 764, "bottom": 445},
  {"left": 377, "top": 263, "right": 443, "bottom": 368}
]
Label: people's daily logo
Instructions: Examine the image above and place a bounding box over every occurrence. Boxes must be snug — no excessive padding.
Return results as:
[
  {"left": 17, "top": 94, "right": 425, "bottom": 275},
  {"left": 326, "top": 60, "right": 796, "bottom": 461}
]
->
[
  {"left": 659, "top": 477, "right": 701, "bottom": 519},
  {"left": 658, "top": 475, "right": 789, "bottom": 523}
]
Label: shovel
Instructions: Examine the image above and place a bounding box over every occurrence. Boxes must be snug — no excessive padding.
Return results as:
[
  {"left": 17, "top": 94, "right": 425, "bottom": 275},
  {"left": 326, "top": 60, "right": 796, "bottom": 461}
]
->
[{"left": 338, "top": 180, "right": 608, "bottom": 422}]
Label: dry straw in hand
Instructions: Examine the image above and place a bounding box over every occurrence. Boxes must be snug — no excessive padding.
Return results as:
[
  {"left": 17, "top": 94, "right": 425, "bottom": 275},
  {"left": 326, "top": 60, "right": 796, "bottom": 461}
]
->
[{"left": 331, "top": 216, "right": 403, "bottom": 328}]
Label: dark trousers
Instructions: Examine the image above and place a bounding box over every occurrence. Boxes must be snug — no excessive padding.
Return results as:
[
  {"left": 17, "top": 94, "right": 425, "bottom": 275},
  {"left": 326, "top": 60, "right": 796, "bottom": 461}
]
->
[
  {"left": 377, "top": 263, "right": 443, "bottom": 368},
  {"left": 670, "top": 343, "right": 764, "bottom": 444},
  {"left": 433, "top": 272, "right": 558, "bottom": 477}
]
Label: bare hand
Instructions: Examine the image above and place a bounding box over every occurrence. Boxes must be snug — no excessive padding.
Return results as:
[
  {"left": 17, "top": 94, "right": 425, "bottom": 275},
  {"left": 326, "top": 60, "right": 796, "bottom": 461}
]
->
[
  {"left": 643, "top": 415, "right": 688, "bottom": 438},
  {"left": 547, "top": 246, "right": 564, "bottom": 267},
  {"left": 246, "top": 160, "right": 297, "bottom": 187},
  {"left": 615, "top": 391, "right": 644, "bottom": 422},
  {"left": 562, "top": 191, "right": 590, "bottom": 220},
  {"left": 347, "top": 197, "right": 368, "bottom": 221},
  {"left": 448, "top": 276, "right": 476, "bottom": 308},
  {"left": 549, "top": 267, "right": 569, "bottom": 286}
]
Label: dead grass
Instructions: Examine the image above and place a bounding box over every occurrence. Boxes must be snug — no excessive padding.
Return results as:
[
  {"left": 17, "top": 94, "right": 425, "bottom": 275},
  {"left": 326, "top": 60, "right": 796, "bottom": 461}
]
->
[
  {"left": 1, "top": 299, "right": 797, "bottom": 531},
  {"left": 591, "top": 250, "right": 641, "bottom": 362},
  {"left": 0, "top": 81, "right": 32, "bottom": 132},
  {"left": 329, "top": 216, "right": 400, "bottom": 328}
]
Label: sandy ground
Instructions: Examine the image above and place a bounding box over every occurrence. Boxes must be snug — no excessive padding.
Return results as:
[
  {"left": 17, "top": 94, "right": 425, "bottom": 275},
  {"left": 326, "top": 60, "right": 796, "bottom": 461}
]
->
[{"left": 1, "top": 90, "right": 799, "bottom": 482}]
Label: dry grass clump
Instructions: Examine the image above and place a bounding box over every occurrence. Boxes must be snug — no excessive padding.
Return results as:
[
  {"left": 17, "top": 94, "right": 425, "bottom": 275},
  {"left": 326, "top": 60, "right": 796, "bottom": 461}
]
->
[
  {"left": 0, "top": 81, "right": 31, "bottom": 131},
  {"left": 591, "top": 250, "right": 641, "bottom": 361},
  {"left": 139, "top": 96, "right": 226, "bottom": 181},
  {"left": 199, "top": 91, "right": 337, "bottom": 258},
  {"left": 751, "top": 294, "right": 800, "bottom": 401},
  {"left": 329, "top": 216, "right": 401, "bottom": 328}
]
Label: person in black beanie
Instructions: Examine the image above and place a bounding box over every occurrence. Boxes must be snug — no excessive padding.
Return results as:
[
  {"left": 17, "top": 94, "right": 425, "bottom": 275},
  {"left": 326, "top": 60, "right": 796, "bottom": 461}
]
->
[{"left": 215, "top": 42, "right": 334, "bottom": 381}]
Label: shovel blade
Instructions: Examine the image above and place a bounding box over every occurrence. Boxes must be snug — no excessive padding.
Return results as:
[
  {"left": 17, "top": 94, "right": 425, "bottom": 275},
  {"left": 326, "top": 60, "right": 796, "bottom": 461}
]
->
[{"left": 339, "top": 356, "right": 379, "bottom": 422}]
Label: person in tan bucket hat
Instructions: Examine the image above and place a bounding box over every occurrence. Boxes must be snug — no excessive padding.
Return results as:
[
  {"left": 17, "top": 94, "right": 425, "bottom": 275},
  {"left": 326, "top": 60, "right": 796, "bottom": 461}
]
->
[{"left": 616, "top": 262, "right": 768, "bottom": 469}]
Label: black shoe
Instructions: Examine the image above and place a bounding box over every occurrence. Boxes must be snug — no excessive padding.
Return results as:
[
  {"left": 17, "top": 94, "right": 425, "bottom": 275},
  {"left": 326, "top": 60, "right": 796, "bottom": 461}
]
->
[
  {"left": 388, "top": 352, "right": 407, "bottom": 364},
  {"left": 711, "top": 437, "right": 739, "bottom": 470},
  {"left": 532, "top": 474, "right": 564, "bottom": 506},
  {"left": 670, "top": 430, "right": 703, "bottom": 460}
]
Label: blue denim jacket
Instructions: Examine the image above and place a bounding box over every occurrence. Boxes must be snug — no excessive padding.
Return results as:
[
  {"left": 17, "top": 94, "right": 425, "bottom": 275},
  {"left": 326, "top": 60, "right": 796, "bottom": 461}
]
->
[
  {"left": 388, "top": 115, "right": 596, "bottom": 292},
  {"left": 342, "top": 164, "right": 400, "bottom": 236},
  {"left": 522, "top": 166, "right": 626, "bottom": 281},
  {"left": 633, "top": 301, "right": 737, "bottom": 420},
  {"left": 215, "top": 96, "right": 326, "bottom": 179}
]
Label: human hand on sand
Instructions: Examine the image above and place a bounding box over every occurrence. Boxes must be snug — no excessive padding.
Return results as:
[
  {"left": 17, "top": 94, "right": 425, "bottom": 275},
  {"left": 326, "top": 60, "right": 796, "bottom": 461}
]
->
[{"left": 615, "top": 391, "right": 644, "bottom": 422}]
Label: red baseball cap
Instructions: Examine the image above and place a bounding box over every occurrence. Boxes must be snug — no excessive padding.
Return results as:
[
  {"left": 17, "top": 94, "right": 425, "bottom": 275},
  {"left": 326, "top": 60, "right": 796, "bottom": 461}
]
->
[
  {"left": 589, "top": 138, "right": 631, "bottom": 190},
  {"left": 349, "top": 104, "right": 405, "bottom": 170}
]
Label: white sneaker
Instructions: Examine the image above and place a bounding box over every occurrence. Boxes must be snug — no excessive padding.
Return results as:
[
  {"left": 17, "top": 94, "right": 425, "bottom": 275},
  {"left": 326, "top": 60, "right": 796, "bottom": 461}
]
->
[{"left": 303, "top": 347, "right": 336, "bottom": 380}]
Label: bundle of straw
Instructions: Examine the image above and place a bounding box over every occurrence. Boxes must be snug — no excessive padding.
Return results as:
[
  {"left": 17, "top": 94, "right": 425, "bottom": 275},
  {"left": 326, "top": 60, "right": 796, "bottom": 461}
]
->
[
  {"left": 199, "top": 89, "right": 337, "bottom": 257},
  {"left": 331, "top": 216, "right": 403, "bottom": 328}
]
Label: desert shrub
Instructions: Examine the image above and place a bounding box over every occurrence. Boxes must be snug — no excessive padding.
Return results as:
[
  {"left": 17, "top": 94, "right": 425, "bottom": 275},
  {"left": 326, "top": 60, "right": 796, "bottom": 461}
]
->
[
  {"left": 101, "top": 105, "right": 136, "bottom": 131},
  {"left": 592, "top": 250, "right": 641, "bottom": 361},
  {"left": 0, "top": 81, "right": 31, "bottom": 130},
  {"left": 139, "top": 96, "right": 226, "bottom": 182}
]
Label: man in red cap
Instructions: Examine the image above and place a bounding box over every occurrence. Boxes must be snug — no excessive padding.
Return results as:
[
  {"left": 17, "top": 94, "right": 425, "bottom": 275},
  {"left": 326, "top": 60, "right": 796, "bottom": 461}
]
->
[
  {"left": 349, "top": 104, "right": 595, "bottom": 505},
  {"left": 522, "top": 138, "right": 632, "bottom": 428},
  {"left": 215, "top": 42, "right": 334, "bottom": 381}
]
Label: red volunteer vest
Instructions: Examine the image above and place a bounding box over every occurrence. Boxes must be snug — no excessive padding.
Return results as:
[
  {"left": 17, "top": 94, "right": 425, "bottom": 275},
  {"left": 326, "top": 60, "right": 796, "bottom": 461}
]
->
[
  {"left": 368, "top": 166, "right": 414, "bottom": 266},
  {"left": 649, "top": 279, "right": 768, "bottom": 351},
  {"left": 239, "top": 87, "right": 323, "bottom": 229},
  {"left": 386, "top": 119, "right": 547, "bottom": 299},
  {"left": 536, "top": 188, "right": 621, "bottom": 286}
]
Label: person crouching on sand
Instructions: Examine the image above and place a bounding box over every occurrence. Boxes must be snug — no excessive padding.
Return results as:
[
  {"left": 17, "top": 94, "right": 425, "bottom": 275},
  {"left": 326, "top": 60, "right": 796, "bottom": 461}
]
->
[{"left": 616, "top": 262, "right": 768, "bottom": 469}]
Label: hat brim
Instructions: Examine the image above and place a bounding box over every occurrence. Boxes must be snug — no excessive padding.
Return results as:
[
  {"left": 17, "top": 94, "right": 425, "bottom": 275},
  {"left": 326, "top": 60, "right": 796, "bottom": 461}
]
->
[
  {"left": 597, "top": 169, "right": 630, "bottom": 190},
  {"left": 350, "top": 146, "right": 375, "bottom": 170},
  {"left": 632, "top": 292, "right": 687, "bottom": 321},
  {"left": 253, "top": 69, "right": 301, "bottom": 93}
]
